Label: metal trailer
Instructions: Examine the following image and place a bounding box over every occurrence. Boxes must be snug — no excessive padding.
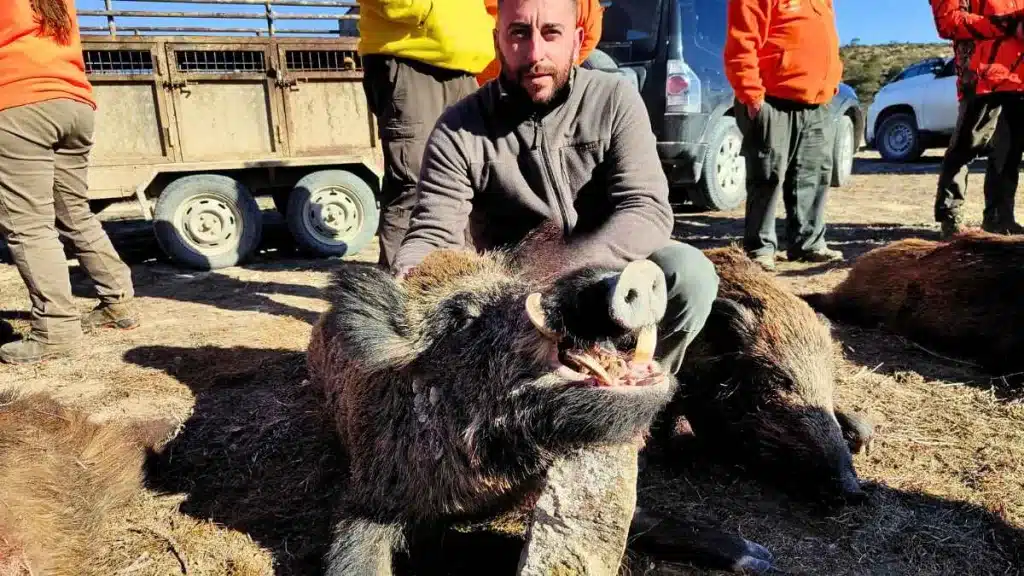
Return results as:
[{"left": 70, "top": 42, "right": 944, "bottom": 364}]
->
[{"left": 76, "top": 0, "right": 382, "bottom": 270}]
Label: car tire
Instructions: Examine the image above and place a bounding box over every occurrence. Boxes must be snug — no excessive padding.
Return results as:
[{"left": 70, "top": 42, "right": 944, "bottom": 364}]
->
[
  {"left": 285, "top": 169, "right": 379, "bottom": 258},
  {"left": 875, "top": 112, "right": 923, "bottom": 162},
  {"left": 831, "top": 114, "right": 856, "bottom": 187},
  {"left": 690, "top": 115, "right": 747, "bottom": 212}
]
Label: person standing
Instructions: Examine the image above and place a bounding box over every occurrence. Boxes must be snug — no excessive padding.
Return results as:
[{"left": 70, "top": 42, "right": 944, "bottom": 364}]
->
[
  {"left": 930, "top": 0, "right": 1024, "bottom": 238},
  {"left": 724, "top": 0, "right": 845, "bottom": 271},
  {"left": 0, "top": 0, "right": 138, "bottom": 364},
  {"left": 475, "top": 0, "right": 604, "bottom": 86},
  {"left": 357, "top": 0, "right": 496, "bottom": 268}
]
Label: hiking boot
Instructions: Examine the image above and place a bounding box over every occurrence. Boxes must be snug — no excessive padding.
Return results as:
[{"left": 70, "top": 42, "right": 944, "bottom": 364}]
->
[
  {"left": 791, "top": 246, "right": 844, "bottom": 263},
  {"left": 940, "top": 212, "right": 965, "bottom": 240},
  {"left": 750, "top": 252, "right": 776, "bottom": 271},
  {"left": 81, "top": 302, "right": 140, "bottom": 334},
  {"left": 0, "top": 334, "right": 78, "bottom": 364}
]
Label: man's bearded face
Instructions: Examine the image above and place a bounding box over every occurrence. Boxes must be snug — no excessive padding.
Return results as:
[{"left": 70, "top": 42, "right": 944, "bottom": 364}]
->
[{"left": 495, "top": 0, "right": 582, "bottom": 105}]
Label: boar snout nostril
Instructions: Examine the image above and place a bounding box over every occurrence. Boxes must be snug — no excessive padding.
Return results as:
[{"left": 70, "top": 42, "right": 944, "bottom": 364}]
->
[
  {"left": 610, "top": 260, "right": 668, "bottom": 330},
  {"left": 625, "top": 288, "right": 639, "bottom": 304}
]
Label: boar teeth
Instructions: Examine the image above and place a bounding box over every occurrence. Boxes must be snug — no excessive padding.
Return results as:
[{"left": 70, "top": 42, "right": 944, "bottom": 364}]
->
[
  {"left": 565, "top": 351, "right": 614, "bottom": 386},
  {"left": 633, "top": 324, "right": 657, "bottom": 363},
  {"left": 525, "top": 292, "right": 560, "bottom": 341}
]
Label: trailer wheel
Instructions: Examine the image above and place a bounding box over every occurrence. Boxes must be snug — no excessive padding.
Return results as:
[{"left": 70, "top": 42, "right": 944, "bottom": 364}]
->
[
  {"left": 286, "top": 169, "right": 378, "bottom": 258},
  {"left": 153, "top": 174, "right": 263, "bottom": 270}
]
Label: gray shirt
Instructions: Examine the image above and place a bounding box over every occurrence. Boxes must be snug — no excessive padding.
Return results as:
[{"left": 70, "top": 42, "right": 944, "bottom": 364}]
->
[{"left": 392, "top": 67, "right": 674, "bottom": 275}]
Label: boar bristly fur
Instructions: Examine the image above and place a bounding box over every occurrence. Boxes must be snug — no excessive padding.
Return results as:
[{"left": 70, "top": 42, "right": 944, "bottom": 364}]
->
[
  {"left": 308, "top": 250, "right": 674, "bottom": 520},
  {"left": 803, "top": 230, "right": 1024, "bottom": 374},
  {"left": 0, "top": 390, "right": 174, "bottom": 576},
  {"left": 663, "top": 246, "right": 871, "bottom": 504},
  {"left": 308, "top": 244, "right": 774, "bottom": 574}
]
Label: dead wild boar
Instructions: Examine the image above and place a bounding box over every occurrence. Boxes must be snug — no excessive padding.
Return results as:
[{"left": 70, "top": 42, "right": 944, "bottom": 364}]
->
[
  {"left": 0, "top": 390, "right": 174, "bottom": 576},
  {"left": 803, "top": 230, "right": 1024, "bottom": 374},
  {"left": 306, "top": 246, "right": 775, "bottom": 575},
  {"left": 659, "top": 245, "right": 874, "bottom": 505}
]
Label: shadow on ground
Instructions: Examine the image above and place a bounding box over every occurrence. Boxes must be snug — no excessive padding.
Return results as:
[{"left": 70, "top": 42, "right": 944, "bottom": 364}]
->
[
  {"left": 827, "top": 323, "right": 1024, "bottom": 403},
  {"left": 123, "top": 345, "right": 1024, "bottom": 576},
  {"left": 123, "top": 345, "right": 526, "bottom": 576},
  {"left": 42, "top": 210, "right": 344, "bottom": 325},
  {"left": 672, "top": 213, "right": 935, "bottom": 263},
  {"left": 850, "top": 155, "right": 994, "bottom": 177}
]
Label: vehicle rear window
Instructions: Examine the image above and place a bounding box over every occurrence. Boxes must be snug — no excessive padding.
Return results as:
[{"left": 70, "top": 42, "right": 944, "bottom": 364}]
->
[{"left": 599, "top": 0, "right": 665, "bottom": 63}]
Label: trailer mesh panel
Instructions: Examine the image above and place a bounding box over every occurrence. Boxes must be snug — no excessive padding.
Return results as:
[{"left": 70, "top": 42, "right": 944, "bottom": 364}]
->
[
  {"left": 83, "top": 50, "right": 154, "bottom": 75},
  {"left": 175, "top": 50, "right": 266, "bottom": 73},
  {"left": 285, "top": 50, "right": 362, "bottom": 72}
]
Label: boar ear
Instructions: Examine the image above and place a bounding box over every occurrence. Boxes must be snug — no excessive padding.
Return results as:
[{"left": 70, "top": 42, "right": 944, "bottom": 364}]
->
[{"left": 701, "top": 298, "right": 758, "bottom": 351}]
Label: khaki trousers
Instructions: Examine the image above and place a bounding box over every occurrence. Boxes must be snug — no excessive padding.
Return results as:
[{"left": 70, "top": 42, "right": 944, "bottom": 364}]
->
[
  {"left": 0, "top": 98, "right": 134, "bottom": 344},
  {"left": 361, "top": 55, "right": 479, "bottom": 269}
]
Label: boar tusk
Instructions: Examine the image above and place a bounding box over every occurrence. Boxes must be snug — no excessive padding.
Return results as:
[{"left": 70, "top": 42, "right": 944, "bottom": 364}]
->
[
  {"left": 633, "top": 324, "right": 657, "bottom": 363},
  {"left": 526, "top": 292, "right": 560, "bottom": 341}
]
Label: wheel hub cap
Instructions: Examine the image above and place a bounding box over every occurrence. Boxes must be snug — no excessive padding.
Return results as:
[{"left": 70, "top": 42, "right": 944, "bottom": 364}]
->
[
  {"left": 717, "top": 132, "right": 745, "bottom": 194},
  {"left": 176, "top": 195, "right": 238, "bottom": 254},
  {"left": 303, "top": 186, "right": 363, "bottom": 246},
  {"left": 886, "top": 124, "right": 912, "bottom": 154}
]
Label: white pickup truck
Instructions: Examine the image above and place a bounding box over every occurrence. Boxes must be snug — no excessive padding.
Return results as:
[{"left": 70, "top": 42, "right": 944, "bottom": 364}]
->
[{"left": 866, "top": 56, "right": 959, "bottom": 162}]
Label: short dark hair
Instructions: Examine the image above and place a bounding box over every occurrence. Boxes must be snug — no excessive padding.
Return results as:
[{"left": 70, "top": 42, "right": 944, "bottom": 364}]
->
[{"left": 496, "top": 0, "right": 579, "bottom": 21}]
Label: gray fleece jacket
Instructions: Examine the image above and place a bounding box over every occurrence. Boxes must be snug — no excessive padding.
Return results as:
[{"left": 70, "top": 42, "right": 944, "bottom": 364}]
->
[{"left": 391, "top": 66, "right": 675, "bottom": 275}]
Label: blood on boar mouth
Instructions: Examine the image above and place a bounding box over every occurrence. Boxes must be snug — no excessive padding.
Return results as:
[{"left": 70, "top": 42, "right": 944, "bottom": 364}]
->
[{"left": 526, "top": 292, "right": 663, "bottom": 388}]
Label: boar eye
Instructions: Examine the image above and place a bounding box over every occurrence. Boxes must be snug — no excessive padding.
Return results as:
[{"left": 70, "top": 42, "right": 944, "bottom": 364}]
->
[{"left": 439, "top": 292, "right": 482, "bottom": 332}]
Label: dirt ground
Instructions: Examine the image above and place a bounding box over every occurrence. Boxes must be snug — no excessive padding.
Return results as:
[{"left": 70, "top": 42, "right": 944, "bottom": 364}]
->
[{"left": 0, "top": 150, "right": 1021, "bottom": 575}]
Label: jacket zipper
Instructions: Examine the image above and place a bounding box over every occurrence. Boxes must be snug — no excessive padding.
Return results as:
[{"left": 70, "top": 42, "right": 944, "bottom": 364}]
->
[{"left": 532, "top": 112, "right": 571, "bottom": 237}]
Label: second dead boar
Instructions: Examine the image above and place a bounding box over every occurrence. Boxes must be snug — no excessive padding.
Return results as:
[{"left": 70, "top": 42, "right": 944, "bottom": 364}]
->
[{"left": 660, "top": 246, "right": 873, "bottom": 504}]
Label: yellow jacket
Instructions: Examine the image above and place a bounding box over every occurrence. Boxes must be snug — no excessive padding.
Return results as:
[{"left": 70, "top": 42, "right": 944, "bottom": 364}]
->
[{"left": 357, "top": 0, "right": 496, "bottom": 74}]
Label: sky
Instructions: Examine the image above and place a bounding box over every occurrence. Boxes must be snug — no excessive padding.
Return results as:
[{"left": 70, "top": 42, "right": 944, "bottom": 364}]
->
[
  {"left": 76, "top": 0, "right": 946, "bottom": 46},
  {"left": 834, "top": 0, "right": 943, "bottom": 45}
]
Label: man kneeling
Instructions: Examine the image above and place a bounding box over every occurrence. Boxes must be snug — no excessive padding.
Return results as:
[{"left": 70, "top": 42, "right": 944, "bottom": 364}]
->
[{"left": 392, "top": 0, "right": 719, "bottom": 372}]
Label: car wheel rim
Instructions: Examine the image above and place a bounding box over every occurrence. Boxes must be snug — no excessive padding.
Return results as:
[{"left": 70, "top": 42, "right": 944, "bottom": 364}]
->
[
  {"left": 884, "top": 123, "right": 913, "bottom": 155},
  {"left": 717, "top": 131, "right": 745, "bottom": 196},
  {"left": 174, "top": 194, "right": 240, "bottom": 255},
  {"left": 302, "top": 185, "right": 364, "bottom": 246}
]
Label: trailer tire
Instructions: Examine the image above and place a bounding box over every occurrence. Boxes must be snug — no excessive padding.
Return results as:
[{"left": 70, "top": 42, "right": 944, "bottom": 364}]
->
[
  {"left": 286, "top": 169, "right": 378, "bottom": 258},
  {"left": 153, "top": 174, "right": 263, "bottom": 270}
]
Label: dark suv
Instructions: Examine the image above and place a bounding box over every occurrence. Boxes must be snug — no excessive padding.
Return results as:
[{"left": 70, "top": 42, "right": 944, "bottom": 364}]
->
[{"left": 587, "top": 0, "right": 864, "bottom": 211}]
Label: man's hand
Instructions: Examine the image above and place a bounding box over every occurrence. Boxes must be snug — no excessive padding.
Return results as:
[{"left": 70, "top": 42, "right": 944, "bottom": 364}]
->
[
  {"left": 394, "top": 266, "right": 413, "bottom": 281},
  {"left": 746, "top": 100, "right": 763, "bottom": 120}
]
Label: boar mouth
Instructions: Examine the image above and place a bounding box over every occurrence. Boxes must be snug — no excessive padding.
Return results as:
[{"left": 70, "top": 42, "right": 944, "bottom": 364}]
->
[{"left": 526, "top": 292, "right": 665, "bottom": 389}]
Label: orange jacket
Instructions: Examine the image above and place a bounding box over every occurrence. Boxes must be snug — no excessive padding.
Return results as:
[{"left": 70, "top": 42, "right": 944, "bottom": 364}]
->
[
  {"left": 724, "top": 0, "right": 842, "bottom": 106},
  {"left": 930, "top": 0, "right": 1024, "bottom": 99},
  {"left": 476, "top": 0, "right": 604, "bottom": 86},
  {"left": 0, "top": 0, "right": 95, "bottom": 113}
]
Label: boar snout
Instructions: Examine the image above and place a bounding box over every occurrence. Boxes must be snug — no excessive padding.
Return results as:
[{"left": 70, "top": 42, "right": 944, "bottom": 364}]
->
[{"left": 609, "top": 260, "right": 667, "bottom": 331}]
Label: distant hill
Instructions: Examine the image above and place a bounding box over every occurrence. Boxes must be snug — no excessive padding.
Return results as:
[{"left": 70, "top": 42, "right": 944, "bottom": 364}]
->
[{"left": 841, "top": 41, "right": 954, "bottom": 105}]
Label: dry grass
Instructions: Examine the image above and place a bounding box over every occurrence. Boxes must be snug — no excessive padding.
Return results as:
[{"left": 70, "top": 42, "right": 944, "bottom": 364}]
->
[{"left": 0, "top": 152, "right": 1021, "bottom": 574}]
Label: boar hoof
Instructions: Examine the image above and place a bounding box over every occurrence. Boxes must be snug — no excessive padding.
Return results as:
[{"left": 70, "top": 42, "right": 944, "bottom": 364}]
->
[{"left": 732, "top": 539, "right": 774, "bottom": 574}]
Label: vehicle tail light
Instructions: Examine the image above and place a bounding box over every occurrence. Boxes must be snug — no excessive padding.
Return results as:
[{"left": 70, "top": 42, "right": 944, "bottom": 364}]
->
[{"left": 666, "top": 58, "right": 701, "bottom": 114}]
